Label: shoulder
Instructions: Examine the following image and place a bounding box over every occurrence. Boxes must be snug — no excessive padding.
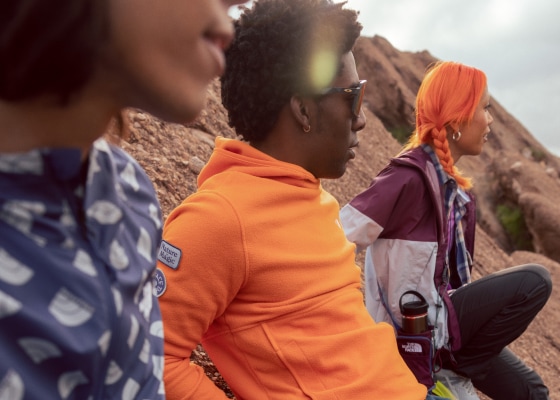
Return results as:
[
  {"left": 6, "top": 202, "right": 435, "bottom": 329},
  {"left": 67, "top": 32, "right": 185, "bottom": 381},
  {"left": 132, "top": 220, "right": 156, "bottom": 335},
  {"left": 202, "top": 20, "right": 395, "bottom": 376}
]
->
[
  {"left": 94, "top": 139, "right": 151, "bottom": 182},
  {"left": 371, "top": 151, "right": 432, "bottom": 197},
  {"left": 91, "top": 138, "right": 161, "bottom": 217},
  {"left": 164, "top": 189, "right": 244, "bottom": 249}
]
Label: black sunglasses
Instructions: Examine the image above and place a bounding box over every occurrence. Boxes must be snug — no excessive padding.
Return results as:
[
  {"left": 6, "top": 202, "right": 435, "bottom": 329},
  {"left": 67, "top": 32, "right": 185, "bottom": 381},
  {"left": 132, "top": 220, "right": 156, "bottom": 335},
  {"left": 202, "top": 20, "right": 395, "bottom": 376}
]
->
[{"left": 319, "top": 79, "right": 367, "bottom": 118}]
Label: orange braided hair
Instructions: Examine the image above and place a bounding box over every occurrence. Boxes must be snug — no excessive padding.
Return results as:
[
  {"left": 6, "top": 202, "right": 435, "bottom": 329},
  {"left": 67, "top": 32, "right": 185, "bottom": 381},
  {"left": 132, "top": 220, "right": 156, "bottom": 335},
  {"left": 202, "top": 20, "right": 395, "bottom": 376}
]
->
[{"left": 403, "top": 61, "right": 487, "bottom": 189}]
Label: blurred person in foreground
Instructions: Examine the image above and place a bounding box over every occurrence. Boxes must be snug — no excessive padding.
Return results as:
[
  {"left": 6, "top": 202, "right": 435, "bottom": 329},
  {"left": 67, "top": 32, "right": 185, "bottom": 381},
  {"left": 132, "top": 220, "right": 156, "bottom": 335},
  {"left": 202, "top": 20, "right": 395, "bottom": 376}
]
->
[
  {"left": 0, "top": 0, "right": 245, "bottom": 398},
  {"left": 156, "top": 0, "right": 448, "bottom": 399},
  {"left": 341, "top": 61, "right": 552, "bottom": 400}
]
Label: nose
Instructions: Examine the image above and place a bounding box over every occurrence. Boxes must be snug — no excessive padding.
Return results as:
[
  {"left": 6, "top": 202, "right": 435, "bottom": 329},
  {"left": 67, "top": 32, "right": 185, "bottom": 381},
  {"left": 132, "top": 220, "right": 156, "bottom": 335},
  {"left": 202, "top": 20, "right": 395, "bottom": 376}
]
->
[
  {"left": 488, "top": 110, "right": 494, "bottom": 126},
  {"left": 353, "top": 107, "right": 367, "bottom": 132}
]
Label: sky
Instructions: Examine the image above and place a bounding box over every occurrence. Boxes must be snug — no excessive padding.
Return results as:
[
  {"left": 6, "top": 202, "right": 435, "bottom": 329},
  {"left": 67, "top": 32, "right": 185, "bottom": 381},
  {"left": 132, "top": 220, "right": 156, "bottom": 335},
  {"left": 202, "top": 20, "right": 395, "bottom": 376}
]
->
[{"left": 230, "top": 0, "right": 560, "bottom": 155}]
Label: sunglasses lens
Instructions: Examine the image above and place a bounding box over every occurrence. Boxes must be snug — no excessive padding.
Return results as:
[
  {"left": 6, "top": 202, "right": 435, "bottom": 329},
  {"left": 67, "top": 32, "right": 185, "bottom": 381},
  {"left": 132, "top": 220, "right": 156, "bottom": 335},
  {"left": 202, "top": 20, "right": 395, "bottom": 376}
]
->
[{"left": 353, "top": 82, "right": 366, "bottom": 117}]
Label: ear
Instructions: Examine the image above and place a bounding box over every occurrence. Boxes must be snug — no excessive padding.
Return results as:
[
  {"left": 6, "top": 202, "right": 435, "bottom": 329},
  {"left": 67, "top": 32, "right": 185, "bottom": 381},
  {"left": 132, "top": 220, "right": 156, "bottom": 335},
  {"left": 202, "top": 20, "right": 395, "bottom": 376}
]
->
[
  {"left": 289, "top": 95, "right": 311, "bottom": 129},
  {"left": 447, "top": 121, "right": 460, "bottom": 134}
]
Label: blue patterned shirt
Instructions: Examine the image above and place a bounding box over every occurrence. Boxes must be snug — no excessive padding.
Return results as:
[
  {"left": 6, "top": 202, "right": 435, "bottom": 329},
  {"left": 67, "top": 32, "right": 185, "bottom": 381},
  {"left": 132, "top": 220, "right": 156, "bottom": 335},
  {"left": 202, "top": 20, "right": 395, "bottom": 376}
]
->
[{"left": 0, "top": 139, "right": 165, "bottom": 399}]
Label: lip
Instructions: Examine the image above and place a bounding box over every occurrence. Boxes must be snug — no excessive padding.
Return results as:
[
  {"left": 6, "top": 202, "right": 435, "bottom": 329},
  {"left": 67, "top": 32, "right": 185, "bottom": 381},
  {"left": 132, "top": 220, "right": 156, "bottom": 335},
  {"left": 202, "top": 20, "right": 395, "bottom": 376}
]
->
[
  {"left": 203, "top": 37, "right": 227, "bottom": 76},
  {"left": 348, "top": 141, "right": 359, "bottom": 159},
  {"left": 203, "top": 28, "right": 233, "bottom": 77}
]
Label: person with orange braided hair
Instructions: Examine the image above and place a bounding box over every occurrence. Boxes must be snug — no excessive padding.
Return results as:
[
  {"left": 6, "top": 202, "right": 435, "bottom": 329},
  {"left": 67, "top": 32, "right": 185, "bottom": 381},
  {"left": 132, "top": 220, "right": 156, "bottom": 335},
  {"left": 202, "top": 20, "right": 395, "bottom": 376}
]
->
[{"left": 341, "top": 61, "right": 552, "bottom": 400}]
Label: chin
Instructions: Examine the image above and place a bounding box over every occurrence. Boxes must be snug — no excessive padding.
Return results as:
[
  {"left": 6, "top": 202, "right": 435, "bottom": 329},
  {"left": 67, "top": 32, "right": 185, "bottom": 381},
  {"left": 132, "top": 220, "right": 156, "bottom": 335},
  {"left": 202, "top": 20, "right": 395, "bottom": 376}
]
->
[
  {"left": 330, "top": 168, "right": 348, "bottom": 180},
  {"left": 153, "top": 97, "right": 206, "bottom": 124}
]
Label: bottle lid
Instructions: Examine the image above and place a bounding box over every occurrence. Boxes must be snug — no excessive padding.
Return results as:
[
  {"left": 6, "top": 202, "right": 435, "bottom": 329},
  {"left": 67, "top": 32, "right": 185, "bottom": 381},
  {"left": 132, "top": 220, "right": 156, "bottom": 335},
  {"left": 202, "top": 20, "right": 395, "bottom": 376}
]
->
[
  {"left": 399, "top": 290, "right": 428, "bottom": 316},
  {"left": 401, "top": 300, "right": 428, "bottom": 316}
]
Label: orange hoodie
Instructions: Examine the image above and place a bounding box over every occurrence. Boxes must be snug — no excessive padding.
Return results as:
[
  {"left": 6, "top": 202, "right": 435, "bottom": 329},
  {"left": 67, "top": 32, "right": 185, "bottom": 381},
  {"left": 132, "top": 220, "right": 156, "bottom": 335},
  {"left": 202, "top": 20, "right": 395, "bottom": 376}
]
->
[{"left": 157, "top": 137, "right": 427, "bottom": 400}]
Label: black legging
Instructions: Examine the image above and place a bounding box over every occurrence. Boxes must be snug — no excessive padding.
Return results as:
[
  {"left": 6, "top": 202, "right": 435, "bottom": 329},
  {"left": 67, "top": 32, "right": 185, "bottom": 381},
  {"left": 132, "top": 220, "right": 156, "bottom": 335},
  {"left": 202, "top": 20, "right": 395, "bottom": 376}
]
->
[{"left": 446, "top": 264, "right": 552, "bottom": 400}]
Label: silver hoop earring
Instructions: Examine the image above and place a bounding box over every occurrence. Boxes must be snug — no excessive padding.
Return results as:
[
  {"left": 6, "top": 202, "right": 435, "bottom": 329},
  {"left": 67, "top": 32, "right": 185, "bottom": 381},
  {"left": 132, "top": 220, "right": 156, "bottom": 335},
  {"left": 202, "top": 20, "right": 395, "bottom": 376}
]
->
[
  {"left": 452, "top": 131, "right": 462, "bottom": 141},
  {"left": 303, "top": 125, "right": 311, "bottom": 133}
]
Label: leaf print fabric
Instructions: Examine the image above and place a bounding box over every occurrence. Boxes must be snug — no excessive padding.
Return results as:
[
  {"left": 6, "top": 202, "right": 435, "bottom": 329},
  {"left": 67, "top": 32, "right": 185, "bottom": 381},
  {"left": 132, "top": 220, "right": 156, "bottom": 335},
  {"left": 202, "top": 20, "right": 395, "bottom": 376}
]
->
[{"left": 0, "top": 139, "right": 164, "bottom": 400}]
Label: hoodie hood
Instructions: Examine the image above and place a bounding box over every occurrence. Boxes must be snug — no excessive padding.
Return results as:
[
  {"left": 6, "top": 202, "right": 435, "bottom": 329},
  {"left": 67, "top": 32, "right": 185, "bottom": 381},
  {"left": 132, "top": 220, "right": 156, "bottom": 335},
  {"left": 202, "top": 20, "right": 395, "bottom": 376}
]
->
[{"left": 198, "top": 137, "right": 319, "bottom": 189}]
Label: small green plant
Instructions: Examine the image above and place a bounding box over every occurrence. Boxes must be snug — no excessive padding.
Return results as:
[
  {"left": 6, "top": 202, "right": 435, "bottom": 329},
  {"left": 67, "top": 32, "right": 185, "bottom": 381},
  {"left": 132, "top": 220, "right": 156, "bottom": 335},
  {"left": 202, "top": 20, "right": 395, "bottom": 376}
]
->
[
  {"left": 390, "top": 125, "right": 413, "bottom": 144},
  {"left": 530, "top": 147, "right": 547, "bottom": 163},
  {"left": 496, "top": 203, "right": 533, "bottom": 251}
]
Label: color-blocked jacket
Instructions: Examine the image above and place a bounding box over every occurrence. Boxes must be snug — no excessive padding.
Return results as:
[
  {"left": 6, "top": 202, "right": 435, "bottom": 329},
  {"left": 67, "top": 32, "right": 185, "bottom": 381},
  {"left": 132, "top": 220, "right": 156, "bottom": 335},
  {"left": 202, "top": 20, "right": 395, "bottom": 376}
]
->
[
  {"left": 157, "top": 137, "right": 427, "bottom": 400},
  {"left": 340, "top": 146, "right": 476, "bottom": 351}
]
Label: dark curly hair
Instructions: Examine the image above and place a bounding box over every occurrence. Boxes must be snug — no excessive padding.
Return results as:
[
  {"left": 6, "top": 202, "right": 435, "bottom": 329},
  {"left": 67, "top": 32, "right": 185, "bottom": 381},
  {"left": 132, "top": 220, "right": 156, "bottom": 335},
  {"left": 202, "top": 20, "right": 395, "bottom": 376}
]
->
[
  {"left": 221, "top": 0, "right": 362, "bottom": 142},
  {"left": 0, "top": 0, "right": 108, "bottom": 102}
]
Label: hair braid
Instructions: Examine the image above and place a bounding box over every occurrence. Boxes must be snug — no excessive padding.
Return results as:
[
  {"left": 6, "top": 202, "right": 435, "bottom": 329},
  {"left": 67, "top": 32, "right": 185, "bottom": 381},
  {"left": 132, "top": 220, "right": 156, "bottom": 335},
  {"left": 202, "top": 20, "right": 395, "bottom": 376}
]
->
[
  {"left": 432, "top": 126, "right": 453, "bottom": 173},
  {"left": 430, "top": 126, "right": 471, "bottom": 188}
]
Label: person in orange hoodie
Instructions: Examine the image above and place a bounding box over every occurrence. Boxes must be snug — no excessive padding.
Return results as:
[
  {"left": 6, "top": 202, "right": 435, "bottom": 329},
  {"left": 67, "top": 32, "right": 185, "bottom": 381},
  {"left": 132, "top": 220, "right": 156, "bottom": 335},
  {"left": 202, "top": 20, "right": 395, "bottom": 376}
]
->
[{"left": 156, "top": 0, "right": 446, "bottom": 399}]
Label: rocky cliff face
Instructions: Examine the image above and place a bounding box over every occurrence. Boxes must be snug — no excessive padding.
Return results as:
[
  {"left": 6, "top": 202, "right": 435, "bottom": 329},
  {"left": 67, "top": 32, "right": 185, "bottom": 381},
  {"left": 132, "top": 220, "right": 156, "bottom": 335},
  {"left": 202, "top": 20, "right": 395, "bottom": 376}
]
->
[{"left": 119, "top": 35, "right": 560, "bottom": 398}]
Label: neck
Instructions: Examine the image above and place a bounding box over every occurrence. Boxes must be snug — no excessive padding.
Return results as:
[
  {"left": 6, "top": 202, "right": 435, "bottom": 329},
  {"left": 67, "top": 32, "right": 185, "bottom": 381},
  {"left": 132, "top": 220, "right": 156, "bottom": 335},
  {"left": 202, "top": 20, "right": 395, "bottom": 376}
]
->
[
  {"left": 250, "top": 106, "right": 308, "bottom": 168},
  {"left": 0, "top": 85, "right": 119, "bottom": 155}
]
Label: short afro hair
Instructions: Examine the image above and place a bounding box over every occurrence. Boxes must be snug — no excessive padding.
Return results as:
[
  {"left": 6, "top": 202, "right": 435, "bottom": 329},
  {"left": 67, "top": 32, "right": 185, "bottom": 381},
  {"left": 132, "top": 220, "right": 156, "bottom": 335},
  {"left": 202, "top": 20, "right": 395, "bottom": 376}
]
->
[
  {"left": 221, "top": 0, "right": 362, "bottom": 142},
  {"left": 0, "top": 0, "right": 108, "bottom": 102}
]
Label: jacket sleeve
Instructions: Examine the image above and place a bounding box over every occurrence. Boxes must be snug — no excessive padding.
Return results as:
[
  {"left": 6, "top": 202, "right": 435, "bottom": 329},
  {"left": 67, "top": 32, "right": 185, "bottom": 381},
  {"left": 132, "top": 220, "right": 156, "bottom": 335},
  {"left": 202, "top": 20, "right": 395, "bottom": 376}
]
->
[
  {"left": 157, "top": 191, "right": 247, "bottom": 400},
  {"left": 342, "top": 163, "right": 436, "bottom": 247},
  {"left": 340, "top": 164, "right": 404, "bottom": 252}
]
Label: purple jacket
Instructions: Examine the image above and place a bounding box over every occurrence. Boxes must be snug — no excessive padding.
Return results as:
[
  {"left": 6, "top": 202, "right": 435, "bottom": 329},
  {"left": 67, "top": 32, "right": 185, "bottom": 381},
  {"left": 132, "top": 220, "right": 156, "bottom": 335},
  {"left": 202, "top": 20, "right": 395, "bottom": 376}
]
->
[{"left": 340, "top": 146, "right": 476, "bottom": 351}]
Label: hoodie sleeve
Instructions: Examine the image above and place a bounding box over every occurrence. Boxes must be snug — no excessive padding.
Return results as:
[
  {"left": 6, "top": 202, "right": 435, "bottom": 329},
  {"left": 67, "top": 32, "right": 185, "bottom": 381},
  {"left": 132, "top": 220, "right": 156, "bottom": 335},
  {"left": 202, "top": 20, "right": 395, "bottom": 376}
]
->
[{"left": 156, "top": 191, "right": 247, "bottom": 400}]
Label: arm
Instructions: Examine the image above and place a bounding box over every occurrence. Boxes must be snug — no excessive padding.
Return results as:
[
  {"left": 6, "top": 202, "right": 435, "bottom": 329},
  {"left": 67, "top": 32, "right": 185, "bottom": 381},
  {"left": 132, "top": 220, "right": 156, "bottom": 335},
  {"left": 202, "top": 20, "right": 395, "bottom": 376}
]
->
[
  {"left": 340, "top": 203, "right": 383, "bottom": 254},
  {"left": 157, "top": 191, "right": 247, "bottom": 400}
]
